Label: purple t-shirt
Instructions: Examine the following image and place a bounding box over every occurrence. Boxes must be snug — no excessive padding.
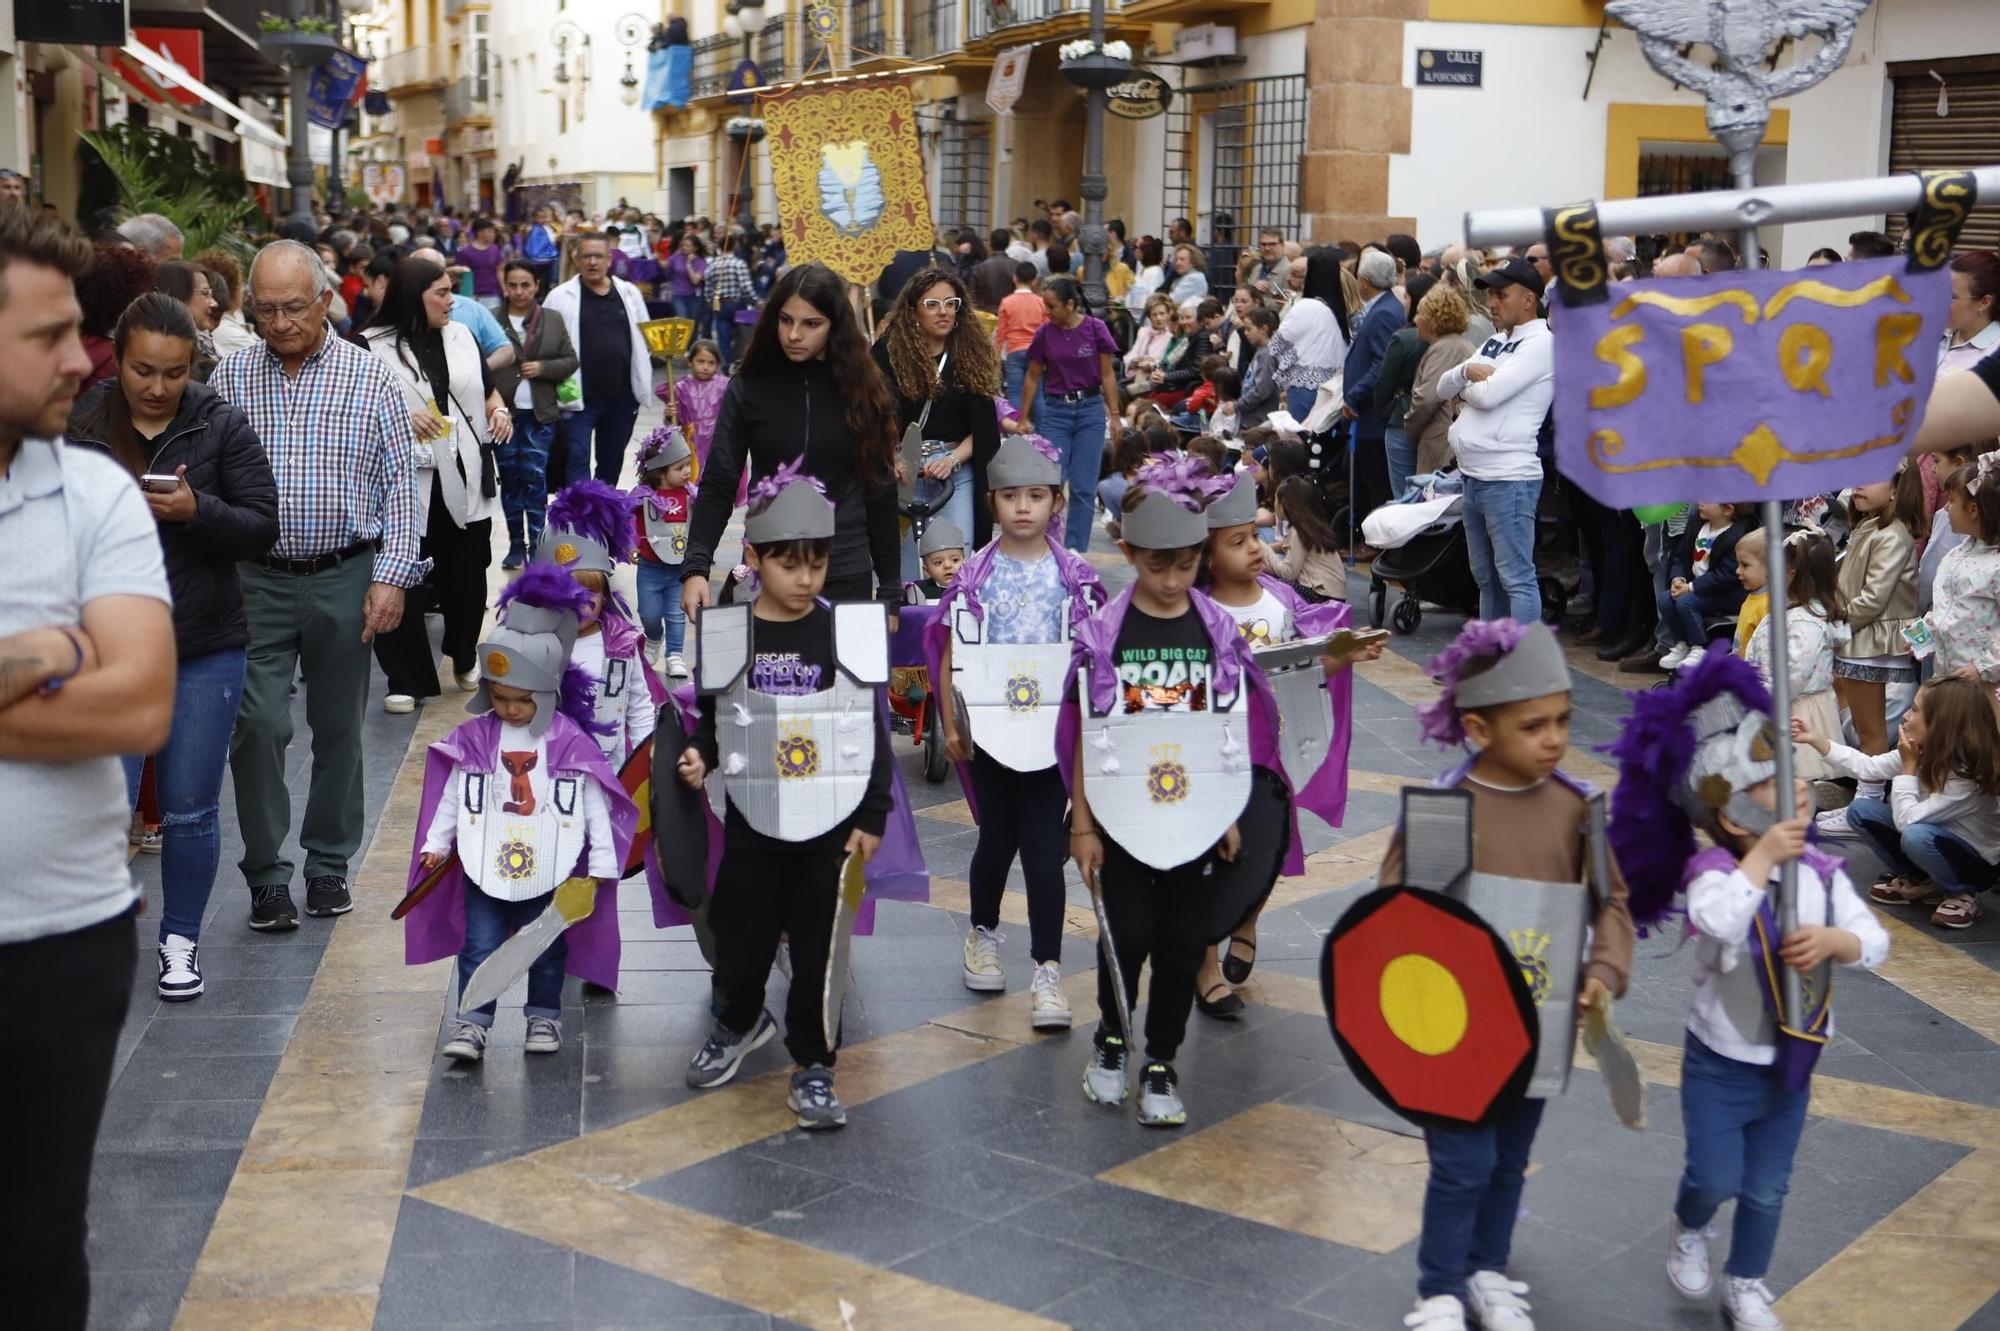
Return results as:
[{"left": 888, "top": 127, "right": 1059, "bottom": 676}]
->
[
  {"left": 458, "top": 241, "right": 505, "bottom": 299},
  {"left": 1027, "top": 315, "right": 1119, "bottom": 396}
]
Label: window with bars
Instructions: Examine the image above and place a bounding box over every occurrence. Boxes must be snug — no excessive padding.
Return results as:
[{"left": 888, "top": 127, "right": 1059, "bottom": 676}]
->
[
  {"left": 929, "top": 107, "right": 989, "bottom": 235},
  {"left": 850, "top": 0, "right": 886, "bottom": 57},
  {"left": 1162, "top": 74, "right": 1307, "bottom": 261}
]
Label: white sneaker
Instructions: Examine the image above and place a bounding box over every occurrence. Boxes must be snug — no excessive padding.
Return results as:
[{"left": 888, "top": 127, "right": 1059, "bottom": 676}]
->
[
  {"left": 1721, "top": 1276, "right": 1783, "bottom": 1330},
  {"left": 962, "top": 925, "right": 1005, "bottom": 992},
  {"left": 1403, "top": 1294, "right": 1468, "bottom": 1330},
  {"left": 384, "top": 693, "right": 416, "bottom": 714},
  {"left": 454, "top": 664, "right": 481, "bottom": 692},
  {"left": 664, "top": 652, "right": 690, "bottom": 679},
  {"left": 1679, "top": 645, "right": 1708, "bottom": 671},
  {"left": 1668, "top": 1219, "right": 1715, "bottom": 1298},
  {"left": 1029, "top": 962, "right": 1072, "bottom": 1030},
  {"left": 1814, "top": 807, "right": 1857, "bottom": 838},
  {"left": 1466, "top": 1270, "right": 1535, "bottom": 1331},
  {"left": 157, "top": 934, "right": 203, "bottom": 1001},
  {"left": 1659, "top": 643, "right": 1692, "bottom": 669}
]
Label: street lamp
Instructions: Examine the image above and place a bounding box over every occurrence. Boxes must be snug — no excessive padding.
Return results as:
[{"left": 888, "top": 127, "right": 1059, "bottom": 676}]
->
[
  {"left": 550, "top": 20, "right": 589, "bottom": 90},
  {"left": 613, "top": 13, "right": 651, "bottom": 108}
]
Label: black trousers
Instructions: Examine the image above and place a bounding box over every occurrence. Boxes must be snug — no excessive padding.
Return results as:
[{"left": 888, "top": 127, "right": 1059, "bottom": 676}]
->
[
  {"left": 1352, "top": 432, "right": 1392, "bottom": 531},
  {"left": 822, "top": 569, "right": 876, "bottom": 603},
  {"left": 967, "top": 751, "right": 1067, "bottom": 964},
  {"left": 2, "top": 909, "right": 136, "bottom": 1331},
  {"left": 1095, "top": 832, "right": 1210, "bottom": 1064},
  {"left": 374, "top": 485, "right": 495, "bottom": 695},
  {"left": 710, "top": 810, "right": 847, "bottom": 1068}
]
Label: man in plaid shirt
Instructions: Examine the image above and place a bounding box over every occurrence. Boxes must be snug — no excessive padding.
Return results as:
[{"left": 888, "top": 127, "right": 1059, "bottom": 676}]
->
[{"left": 212, "top": 240, "right": 423, "bottom": 931}]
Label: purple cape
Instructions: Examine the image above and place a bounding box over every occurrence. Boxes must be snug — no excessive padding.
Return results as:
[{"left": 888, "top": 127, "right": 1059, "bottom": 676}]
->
[
  {"left": 1255, "top": 574, "right": 1356, "bottom": 875},
  {"left": 404, "top": 711, "right": 639, "bottom": 989},
  {"left": 1054, "top": 586, "right": 1283, "bottom": 861},
  {"left": 595, "top": 612, "right": 673, "bottom": 918},
  {"left": 920, "top": 534, "right": 1107, "bottom": 817}
]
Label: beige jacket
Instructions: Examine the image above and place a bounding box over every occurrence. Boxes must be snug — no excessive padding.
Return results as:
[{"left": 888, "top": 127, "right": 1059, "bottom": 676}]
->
[
  {"left": 1267, "top": 537, "right": 1348, "bottom": 601},
  {"left": 1403, "top": 333, "right": 1477, "bottom": 476},
  {"left": 1835, "top": 516, "right": 1919, "bottom": 659}
]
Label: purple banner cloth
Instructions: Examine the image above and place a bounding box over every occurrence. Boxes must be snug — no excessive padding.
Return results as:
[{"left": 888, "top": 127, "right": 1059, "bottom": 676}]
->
[{"left": 1552, "top": 256, "right": 1951, "bottom": 507}]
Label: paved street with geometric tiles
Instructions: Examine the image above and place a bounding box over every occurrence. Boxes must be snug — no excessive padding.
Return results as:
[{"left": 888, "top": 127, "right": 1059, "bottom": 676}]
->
[{"left": 90, "top": 508, "right": 2000, "bottom": 1331}]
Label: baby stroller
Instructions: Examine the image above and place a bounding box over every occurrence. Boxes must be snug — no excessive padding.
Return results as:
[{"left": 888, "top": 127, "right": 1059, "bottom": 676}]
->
[
  {"left": 1364, "top": 474, "right": 1573, "bottom": 634},
  {"left": 886, "top": 474, "right": 957, "bottom": 783}
]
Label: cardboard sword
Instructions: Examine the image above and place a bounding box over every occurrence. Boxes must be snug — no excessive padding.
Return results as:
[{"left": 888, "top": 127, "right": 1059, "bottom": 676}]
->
[
  {"left": 820, "top": 852, "right": 866, "bottom": 1050},
  {"left": 458, "top": 872, "right": 601, "bottom": 1012}
]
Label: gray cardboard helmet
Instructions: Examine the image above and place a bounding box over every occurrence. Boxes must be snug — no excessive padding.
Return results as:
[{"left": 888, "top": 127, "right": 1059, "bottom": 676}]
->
[
  {"left": 987, "top": 435, "right": 1063, "bottom": 490},
  {"left": 639, "top": 426, "right": 693, "bottom": 476},
  {"left": 1679, "top": 693, "right": 1782, "bottom": 835},
  {"left": 1205, "top": 471, "right": 1259, "bottom": 529},
  {"left": 919, "top": 519, "right": 966, "bottom": 557},
  {"left": 1121, "top": 488, "right": 1210, "bottom": 550},
  {"left": 744, "top": 476, "right": 836, "bottom": 544},
  {"left": 1453, "top": 622, "right": 1571, "bottom": 712},
  {"left": 468, "top": 619, "right": 572, "bottom": 738}
]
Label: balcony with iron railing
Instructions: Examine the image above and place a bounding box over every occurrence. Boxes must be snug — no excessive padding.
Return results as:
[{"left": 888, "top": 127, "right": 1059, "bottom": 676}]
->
[
  {"left": 379, "top": 44, "right": 448, "bottom": 94},
  {"left": 966, "top": 0, "right": 1110, "bottom": 45},
  {"left": 849, "top": 0, "right": 888, "bottom": 57},
  {"left": 443, "top": 75, "right": 490, "bottom": 125},
  {"left": 691, "top": 34, "right": 738, "bottom": 100},
  {"left": 903, "top": 0, "right": 960, "bottom": 60}
]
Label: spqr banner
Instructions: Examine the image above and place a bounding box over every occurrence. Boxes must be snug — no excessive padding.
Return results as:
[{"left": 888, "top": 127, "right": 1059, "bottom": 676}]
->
[
  {"left": 761, "top": 78, "right": 936, "bottom": 286},
  {"left": 1551, "top": 254, "right": 1951, "bottom": 507}
]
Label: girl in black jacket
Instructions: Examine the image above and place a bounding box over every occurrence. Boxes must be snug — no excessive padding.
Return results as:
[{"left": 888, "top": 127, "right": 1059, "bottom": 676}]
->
[{"left": 65, "top": 293, "right": 278, "bottom": 1003}]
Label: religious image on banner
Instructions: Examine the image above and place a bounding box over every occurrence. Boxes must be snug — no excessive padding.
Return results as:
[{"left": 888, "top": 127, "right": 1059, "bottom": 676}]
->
[
  {"left": 761, "top": 79, "right": 935, "bottom": 286},
  {"left": 1551, "top": 248, "right": 1955, "bottom": 507}
]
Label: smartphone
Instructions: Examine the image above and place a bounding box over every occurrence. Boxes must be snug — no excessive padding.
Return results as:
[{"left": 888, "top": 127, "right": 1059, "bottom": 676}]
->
[{"left": 140, "top": 473, "right": 180, "bottom": 494}]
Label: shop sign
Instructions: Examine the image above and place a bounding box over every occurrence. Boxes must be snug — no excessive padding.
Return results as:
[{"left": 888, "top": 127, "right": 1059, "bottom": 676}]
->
[
  {"left": 116, "top": 27, "right": 205, "bottom": 107},
  {"left": 1416, "top": 49, "right": 1482, "bottom": 88},
  {"left": 1103, "top": 70, "right": 1172, "bottom": 121}
]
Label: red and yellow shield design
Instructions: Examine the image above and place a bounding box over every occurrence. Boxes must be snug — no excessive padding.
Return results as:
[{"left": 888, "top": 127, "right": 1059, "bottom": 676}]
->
[{"left": 1320, "top": 886, "right": 1538, "bottom": 1131}]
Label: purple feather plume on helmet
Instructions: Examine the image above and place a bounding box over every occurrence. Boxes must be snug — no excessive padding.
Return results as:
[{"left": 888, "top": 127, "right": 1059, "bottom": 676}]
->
[
  {"left": 557, "top": 661, "right": 617, "bottom": 739},
  {"left": 1416, "top": 619, "right": 1531, "bottom": 747},
  {"left": 636, "top": 425, "right": 681, "bottom": 465},
  {"left": 546, "top": 479, "right": 641, "bottom": 559},
  {"left": 494, "top": 560, "right": 595, "bottom": 620},
  {"left": 746, "top": 455, "right": 827, "bottom": 513},
  {"left": 1020, "top": 433, "right": 1062, "bottom": 467},
  {"left": 1603, "top": 650, "right": 1773, "bottom": 932},
  {"left": 1135, "top": 454, "right": 1230, "bottom": 513}
]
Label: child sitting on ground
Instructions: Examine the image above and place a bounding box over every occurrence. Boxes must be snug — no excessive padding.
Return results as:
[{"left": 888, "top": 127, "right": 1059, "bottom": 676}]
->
[
  {"left": 1266, "top": 475, "right": 1348, "bottom": 603},
  {"left": 1661, "top": 500, "right": 1753, "bottom": 670}
]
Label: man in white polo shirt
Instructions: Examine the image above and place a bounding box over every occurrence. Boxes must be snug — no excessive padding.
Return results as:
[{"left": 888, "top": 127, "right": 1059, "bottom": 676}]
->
[
  {"left": 0, "top": 209, "right": 176, "bottom": 1327},
  {"left": 1439, "top": 256, "right": 1555, "bottom": 621}
]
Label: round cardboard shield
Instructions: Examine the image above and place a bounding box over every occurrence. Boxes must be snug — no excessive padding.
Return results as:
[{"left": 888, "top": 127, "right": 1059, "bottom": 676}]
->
[
  {"left": 650, "top": 701, "right": 711, "bottom": 911},
  {"left": 1204, "top": 766, "right": 1292, "bottom": 944},
  {"left": 1320, "top": 885, "right": 1538, "bottom": 1131}
]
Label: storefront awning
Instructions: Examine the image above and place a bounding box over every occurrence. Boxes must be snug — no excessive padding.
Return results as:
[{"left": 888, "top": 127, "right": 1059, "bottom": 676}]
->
[
  {"left": 119, "top": 39, "right": 289, "bottom": 149},
  {"left": 76, "top": 49, "right": 239, "bottom": 145}
]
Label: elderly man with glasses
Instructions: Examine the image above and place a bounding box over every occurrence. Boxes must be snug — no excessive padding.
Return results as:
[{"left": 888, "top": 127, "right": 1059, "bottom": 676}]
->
[{"left": 210, "top": 239, "right": 422, "bottom": 931}]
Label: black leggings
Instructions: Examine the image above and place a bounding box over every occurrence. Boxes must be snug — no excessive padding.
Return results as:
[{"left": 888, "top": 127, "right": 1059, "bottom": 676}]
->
[
  {"left": 373, "top": 485, "right": 494, "bottom": 693},
  {"left": 967, "top": 751, "right": 1068, "bottom": 964},
  {"left": 709, "top": 810, "right": 846, "bottom": 1068},
  {"left": 2, "top": 909, "right": 135, "bottom": 1331},
  {"left": 1095, "top": 832, "right": 1210, "bottom": 1064}
]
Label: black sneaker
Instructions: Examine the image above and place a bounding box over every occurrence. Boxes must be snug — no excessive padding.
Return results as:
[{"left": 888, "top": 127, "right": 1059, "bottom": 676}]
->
[
  {"left": 248, "top": 883, "right": 299, "bottom": 932},
  {"left": 685, "top": 1010, "right": 778, "bottom": 1088},
  {"left": 304, "top": 874, "right": 352, "bottom": 917}
]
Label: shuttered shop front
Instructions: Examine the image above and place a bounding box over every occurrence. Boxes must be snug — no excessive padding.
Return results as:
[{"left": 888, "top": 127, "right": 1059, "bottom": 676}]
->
[{"left": 1887, "top": 61, "right": 2000, "bottom": 253}]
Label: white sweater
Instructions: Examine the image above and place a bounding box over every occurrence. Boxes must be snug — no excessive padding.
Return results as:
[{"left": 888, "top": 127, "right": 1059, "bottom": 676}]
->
[
  {"left": 1823, "top": 742, "right": 2000, "bottom": 861},
  {"left": 1439, "top": 318, "right": 1553, "bottom": 483}
]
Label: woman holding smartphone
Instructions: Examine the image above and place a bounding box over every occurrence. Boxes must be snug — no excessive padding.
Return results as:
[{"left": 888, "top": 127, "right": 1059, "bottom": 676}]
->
[{"left": 65, "top": 292, "right": 278, "bottom": 1002}]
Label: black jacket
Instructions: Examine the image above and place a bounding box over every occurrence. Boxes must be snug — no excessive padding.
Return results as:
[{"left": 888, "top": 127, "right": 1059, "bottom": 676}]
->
[
  {"left": 67, "top": 380, "right": 280, "bottom": 660},
  {"left": 870, "top": 339, "right": 1002, "bottom": 548},
  {"left": 1668, "top": 513, "right": 1754, "bottom": 611},
  {"left": 683, "top": 359, "right": 901, "bottom": 601}
]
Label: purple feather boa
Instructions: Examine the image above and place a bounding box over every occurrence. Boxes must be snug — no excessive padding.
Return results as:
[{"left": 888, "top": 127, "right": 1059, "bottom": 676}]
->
[
  {"left": 1417, "top": 619, "right": 1531, "bottom": 747},
  {"left": 1603, "top": 650, "right": 1772, "bottom": 931},
  {"left": 747, "top": 455, "right": 827, "bottom": 513},
  {"left": 559, "top": 660, "right": 617, "bottom": 739},
  {"left": 1134, "top": 454, "right": 1231, "bottom": 512},
  {"left": 546, "top": 479, "right": 641, "bottom": 564},
  {"left": 1019, "top": 433, "right": 1062, "bottom": 466},
  {"left": 496, "top": 560, "right": 595, "bottom": 621}
]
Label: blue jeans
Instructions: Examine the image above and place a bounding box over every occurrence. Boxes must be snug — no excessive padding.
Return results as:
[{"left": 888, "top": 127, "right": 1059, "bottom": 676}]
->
[
  {"left": 1846, "top": 797, "right": 2000, "bottom": 897},
  {"left": 715, "top": 299, "right": 749, "bottom": 364},
  {"left": 121, "top": 648, "right": 247, "bottom": 942},
  {"left": 1418, "top": 1096, "right": 1546, "bottom": 1300},
  {"left": 671, "top": 293, "right": 703, "bottom": 327},
  {"left": 1661, "top": 586, "right": 1731, "bottom": 650},
  {"left": 1038, "top": 393, "right": 1107, "bottom": 551},
  {"left": 1004, "top": 350, "right": 1042, "bottom": 418},
  {"left": 1675, "top": 1032, "right": 1810, "bottom": 1280},
  {"left": 1385, "top": 424, "right": 1415, "bottom": 501},
  {"left": 636, "top": 559, "right": 687, "bottom": 654},
  {"left": 1461, "top": 474, "right": 1543, "bottom": 622},
  {"left": 497, "top": 417, "right": 552, "bottom": 551},
  {"left": 565, "top": 393, "right": 641, "bottom": 486},
  {"left": 459, "top": 886, "right": 566, "bottom": 1026},
  {"left": 1284, "top": 385, "right": 1318, "bottom": 420}
]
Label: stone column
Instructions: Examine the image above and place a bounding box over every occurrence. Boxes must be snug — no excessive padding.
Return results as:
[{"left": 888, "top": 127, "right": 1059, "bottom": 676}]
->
[{"left": 1301, "top": 0, "right": 1418, "bottom": 246}]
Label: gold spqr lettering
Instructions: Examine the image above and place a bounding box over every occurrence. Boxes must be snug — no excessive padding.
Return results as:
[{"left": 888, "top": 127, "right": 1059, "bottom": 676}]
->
[
  {"left": 1590, "top": 325, "right": 1647, "bottom": 409},
  {"left": 1681, "top": 324, "right": 1733, "bottom": 405},
  {"left": 1875, "top": 312, "right": 1922, "bottom": 388},
  {"left": 1779, "top": 324, "right": 1834, "bottom": 398}
]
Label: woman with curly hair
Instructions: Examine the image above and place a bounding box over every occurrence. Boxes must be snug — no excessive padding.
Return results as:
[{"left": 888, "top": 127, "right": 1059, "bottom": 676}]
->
[
  {"left": 681, "top": 262, "right": 904, "bottom": 614},
  {"left": 78, "top": 241, "right": 159, "bottom": 389},
  {"left": 873, "top": 265, "right": 1003, "bottom": 560}
]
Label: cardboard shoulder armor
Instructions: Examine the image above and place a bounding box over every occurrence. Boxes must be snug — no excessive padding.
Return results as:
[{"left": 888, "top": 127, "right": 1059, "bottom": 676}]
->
[
  {"left": 698, "top": 601, "right": 888, "bottom": 842},
  {"left": 950, "top": 598, "right": 1072, "bottom": 772},
  {"left": 458, "top": 762, "right": 589, "bottom": 901},
  {"left": 1076, "top": 663, "right": 1253, "bottom": 871},
  {"left": 641, "top": 501, "right": 690, "bottom": 565},
  {"left": 1251, "top": 633, "right": 1336, "bottom": 793},
  {"left": 1400, "top": 786, "right": 1603, "bottom": 1099}
]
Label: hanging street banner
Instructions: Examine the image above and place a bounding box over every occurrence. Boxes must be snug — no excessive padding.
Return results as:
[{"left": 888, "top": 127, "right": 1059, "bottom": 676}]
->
[
  {"left": 307, "top": 50, "right": 368, "bottom": 130},
  {"left": 1551, "top": 253, "right": 1955, "bottom": 507},
  {"left": 986, "top": 44, "right": 1032, "bottom": 117},
  {"left": 762, "top": 78, "right": 935, "bottom": 286}
]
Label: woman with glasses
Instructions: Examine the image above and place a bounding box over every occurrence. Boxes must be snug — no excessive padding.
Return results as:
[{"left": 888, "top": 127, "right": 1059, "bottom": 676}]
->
[
  {"left": 874, "top": 267, "right": 1003, "bottom": 567},
  {"left": 361, "top": 255, "right": 513, "bottom": 713}
]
